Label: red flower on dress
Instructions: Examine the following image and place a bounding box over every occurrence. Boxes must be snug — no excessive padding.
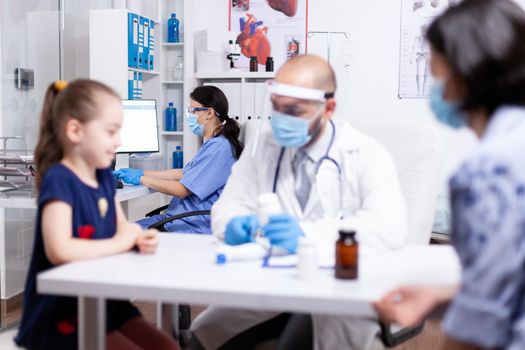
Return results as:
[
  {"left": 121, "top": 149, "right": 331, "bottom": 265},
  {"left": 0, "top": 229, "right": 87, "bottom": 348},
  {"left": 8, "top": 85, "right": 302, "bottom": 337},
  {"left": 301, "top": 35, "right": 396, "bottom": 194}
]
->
[
  {"left": 78, "top": 225, "right": 95, "bottom": 239},
  {"left": 57, "top": 320, "right": 76, "bottom": 335}
]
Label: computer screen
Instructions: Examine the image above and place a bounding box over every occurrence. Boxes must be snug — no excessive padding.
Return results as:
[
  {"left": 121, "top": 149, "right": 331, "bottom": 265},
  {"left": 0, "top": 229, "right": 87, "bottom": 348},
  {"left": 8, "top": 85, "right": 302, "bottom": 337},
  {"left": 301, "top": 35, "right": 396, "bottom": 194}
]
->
[{"left": 117, "top": 99, "right": 159, "bottom": 153}]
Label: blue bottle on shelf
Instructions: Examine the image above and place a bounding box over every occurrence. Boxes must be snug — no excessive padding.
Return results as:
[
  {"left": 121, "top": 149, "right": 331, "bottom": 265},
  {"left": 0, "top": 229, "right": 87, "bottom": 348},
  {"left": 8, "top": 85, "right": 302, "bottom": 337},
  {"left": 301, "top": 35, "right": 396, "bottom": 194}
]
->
[
  {"left": 173, "top": 146, "right": 183, "bottom": 169},
  {"left": 165, "top": 102, "right": 177, "bottom": 131},
  {"left": 167, "top": 13, "right": 180, "bottom": 43}
]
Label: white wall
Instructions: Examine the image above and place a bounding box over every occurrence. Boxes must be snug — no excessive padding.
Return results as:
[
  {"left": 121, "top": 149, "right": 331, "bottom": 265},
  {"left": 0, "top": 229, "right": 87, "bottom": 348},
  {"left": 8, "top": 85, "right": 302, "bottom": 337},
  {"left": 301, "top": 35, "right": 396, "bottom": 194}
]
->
[
  {"left": 190, "top": 0, "right": 478, "bottom": 183},
  {"left": 63, "top": 0, "right": 112, "bottom": 80}
]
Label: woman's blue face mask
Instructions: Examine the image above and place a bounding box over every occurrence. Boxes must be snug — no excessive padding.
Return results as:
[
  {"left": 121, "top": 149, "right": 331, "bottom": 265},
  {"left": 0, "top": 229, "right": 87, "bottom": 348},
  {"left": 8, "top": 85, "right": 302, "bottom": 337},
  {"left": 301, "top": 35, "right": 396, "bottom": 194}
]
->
[
  {"left": 186, "top": 113, "right": 204, "bottom": 136},
  {"left": 429, "top": 80, "right": 466, "bottom": 129},
  {"left": 270, "top": 108, "right": 323, "bottom": 148}
]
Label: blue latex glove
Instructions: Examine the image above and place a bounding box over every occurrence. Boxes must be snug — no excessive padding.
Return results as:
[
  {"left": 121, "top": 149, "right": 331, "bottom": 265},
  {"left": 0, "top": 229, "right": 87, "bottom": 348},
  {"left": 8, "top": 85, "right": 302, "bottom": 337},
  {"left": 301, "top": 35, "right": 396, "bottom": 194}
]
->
[
  {"left": 112, "top": 169, "right": 123, "bottom": 180},
  {"left": 224, "top": 215, "right": 259, "bottom": 245},
  {"left": 262, "top": 214, "right": 303, "bottom": 253},
  {"left": 113, "top": 168, "right": 144, "bottom": 186}
]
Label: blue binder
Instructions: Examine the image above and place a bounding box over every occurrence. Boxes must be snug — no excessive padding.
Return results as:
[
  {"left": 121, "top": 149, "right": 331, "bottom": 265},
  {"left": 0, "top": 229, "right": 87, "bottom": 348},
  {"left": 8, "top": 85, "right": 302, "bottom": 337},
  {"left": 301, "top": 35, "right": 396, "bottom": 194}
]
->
[
  {"left": 127, "top": 13, "right": 139, "bottom": 68},
  {"left": 137, "top": 72, "right": 143, "bottom": 99},
  {"left": 139, "top": 16, "right": 150, "bottom": 70},
  {"left": 128, "top": 71, "right": 134, "bottom": 99},
  {"left": 137, "top": 16, "right": 144, "bottom": 69},
  {"left": 133, "top": 72, "right": 139, "bottom": 99},
  {"left": 149, "top": 20, "right": 155, "bottom": 70}
]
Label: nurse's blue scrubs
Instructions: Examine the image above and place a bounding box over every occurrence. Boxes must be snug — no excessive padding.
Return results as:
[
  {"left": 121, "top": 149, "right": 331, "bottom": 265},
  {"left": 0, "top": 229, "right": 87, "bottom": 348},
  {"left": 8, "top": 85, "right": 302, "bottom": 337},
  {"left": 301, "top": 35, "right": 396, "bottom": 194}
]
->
[{"left": 138, "top": 135, "right": 236, "bottom": 233}]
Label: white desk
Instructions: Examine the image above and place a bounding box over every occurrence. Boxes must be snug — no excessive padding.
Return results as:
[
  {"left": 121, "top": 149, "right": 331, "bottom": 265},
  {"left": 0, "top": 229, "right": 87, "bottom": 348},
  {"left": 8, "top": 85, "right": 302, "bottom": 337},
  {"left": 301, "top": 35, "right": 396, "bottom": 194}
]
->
[
  {"left": 38, "top": 234, "right": 461, "bottom": 350},
  {"left": 0, "top": 185, "right": 153, "bottom": 209}
]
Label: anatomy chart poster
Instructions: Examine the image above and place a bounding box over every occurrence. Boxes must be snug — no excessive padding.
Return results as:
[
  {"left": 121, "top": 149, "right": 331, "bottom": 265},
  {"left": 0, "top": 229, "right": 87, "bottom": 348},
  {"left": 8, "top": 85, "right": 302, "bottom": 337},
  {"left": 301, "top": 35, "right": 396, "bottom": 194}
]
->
[
  {"left": 398, "top": 0, "right": 459, "bottom": 98},
  {"left": 229, "top": 0, "right": 308, "bottom": 71}
]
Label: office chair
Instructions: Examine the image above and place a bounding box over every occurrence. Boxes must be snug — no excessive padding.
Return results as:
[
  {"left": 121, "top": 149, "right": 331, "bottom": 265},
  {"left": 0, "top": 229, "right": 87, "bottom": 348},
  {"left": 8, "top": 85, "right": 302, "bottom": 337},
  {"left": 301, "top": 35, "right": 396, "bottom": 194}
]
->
[
  {"left": 144, "top": 206, "right": 211, "bottom": 346},
  {"left": 145, "top": 205, "right": 211, "bottom": 232}
]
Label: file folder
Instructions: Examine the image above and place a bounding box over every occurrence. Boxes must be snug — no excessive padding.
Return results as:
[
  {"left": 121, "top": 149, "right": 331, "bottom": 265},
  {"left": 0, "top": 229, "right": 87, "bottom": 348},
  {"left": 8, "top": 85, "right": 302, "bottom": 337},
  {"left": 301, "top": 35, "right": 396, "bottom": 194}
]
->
[
  {"left": 137, "top": 16, "right": 144, "bottom": 69},
  {"left": 137, "top": 72, "right": 143, "bottom": 99},
  {"left": 139, "top": 16, "right": 150, "bottom": 70},
  {"left": 128, "top": 71, "right": 134, "bottom": 99},
  {"left": 149, "top": 20, "right": 155, "bottom": 70},
  {"left": 127, "top": 13, "right": 139, "bottom": 68}
]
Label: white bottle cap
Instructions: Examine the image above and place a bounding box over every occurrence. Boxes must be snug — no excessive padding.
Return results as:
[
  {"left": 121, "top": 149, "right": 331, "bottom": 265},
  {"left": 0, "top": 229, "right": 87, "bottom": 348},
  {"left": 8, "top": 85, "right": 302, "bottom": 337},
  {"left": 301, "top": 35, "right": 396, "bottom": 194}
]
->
[
  {"left": 257, "top": 193, "right": 282, "bottom": 226},
  {"left": 257, "top": 192, "right": 280, "bottom": 208}
]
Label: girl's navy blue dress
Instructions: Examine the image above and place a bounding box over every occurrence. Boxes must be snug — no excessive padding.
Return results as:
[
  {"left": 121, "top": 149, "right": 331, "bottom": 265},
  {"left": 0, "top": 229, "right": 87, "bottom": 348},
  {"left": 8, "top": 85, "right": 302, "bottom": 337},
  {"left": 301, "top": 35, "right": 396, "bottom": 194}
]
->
[{"left": 15, "top": 164, "right": 140, "bottom": 349}]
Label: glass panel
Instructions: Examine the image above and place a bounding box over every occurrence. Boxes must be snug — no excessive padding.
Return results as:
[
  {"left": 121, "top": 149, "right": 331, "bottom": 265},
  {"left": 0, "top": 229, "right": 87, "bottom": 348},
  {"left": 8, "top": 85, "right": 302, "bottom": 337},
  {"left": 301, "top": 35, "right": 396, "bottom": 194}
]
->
[{"left": 0, "top": 0, "right": 60, "bottom": 151}]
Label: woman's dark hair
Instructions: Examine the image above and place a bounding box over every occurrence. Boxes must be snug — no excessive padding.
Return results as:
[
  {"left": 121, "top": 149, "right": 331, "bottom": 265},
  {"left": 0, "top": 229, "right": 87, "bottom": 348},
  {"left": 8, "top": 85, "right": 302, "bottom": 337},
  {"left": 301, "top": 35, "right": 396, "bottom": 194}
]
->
[
  {"left": 190, "top": 85, "right": 243, "bottom": 158},
  {"left": 34, "top": 79, "right": 119, "bottom": 191},
  {"left": 426, "top": 0, "right": 525, "bottom": 115}
]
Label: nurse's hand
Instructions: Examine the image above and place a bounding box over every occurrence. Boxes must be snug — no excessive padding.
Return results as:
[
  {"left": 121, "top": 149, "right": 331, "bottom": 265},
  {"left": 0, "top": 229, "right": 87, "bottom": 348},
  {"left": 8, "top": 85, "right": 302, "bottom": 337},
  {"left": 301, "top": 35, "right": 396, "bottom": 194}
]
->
[
  {"left": 224, "top": 215, "right": 259, "bottom": 245},
  {"left": 263, "top": 214, "right": 303, "bottom": 253},
  {"left": 116, "top": 168, "right": 144, "bottom": 186}
]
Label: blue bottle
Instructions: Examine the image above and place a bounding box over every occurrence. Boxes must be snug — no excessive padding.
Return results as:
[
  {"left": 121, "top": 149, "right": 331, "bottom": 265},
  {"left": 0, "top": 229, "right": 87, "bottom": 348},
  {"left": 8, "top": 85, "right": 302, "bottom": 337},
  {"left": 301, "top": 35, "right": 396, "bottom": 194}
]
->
[
  {"left": 165, "top": 102, "right": 177, "bottom": 131},
  {"left": 173, "top": 146, "right": 183, "bottom": 169},
  {"left": 167, "top": 13, "right": 180, "bottom": 43}
]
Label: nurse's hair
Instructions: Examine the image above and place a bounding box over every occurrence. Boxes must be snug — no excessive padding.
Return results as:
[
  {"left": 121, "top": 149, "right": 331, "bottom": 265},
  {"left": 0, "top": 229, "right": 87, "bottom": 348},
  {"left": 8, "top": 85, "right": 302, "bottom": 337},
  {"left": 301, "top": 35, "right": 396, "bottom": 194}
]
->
[
  {"left": 190, "top": 85, "right": 243, "bottom": 159},
  {"left": 34, "top": 79, "right": 120, "bottom": 191},
  {"left": 426, "top": 0, "right": 525, "bottom": 115}
]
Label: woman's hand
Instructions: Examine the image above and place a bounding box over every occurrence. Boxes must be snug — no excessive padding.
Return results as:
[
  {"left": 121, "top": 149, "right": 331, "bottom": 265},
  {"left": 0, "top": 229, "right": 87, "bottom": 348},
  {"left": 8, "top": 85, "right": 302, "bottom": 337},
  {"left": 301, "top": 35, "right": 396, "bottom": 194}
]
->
[
  {"left": 136, "top": 229, "right": 159, "bottom": 254},
  {"left": 373, "top": 286, "right": 445, "bottom": 327}
]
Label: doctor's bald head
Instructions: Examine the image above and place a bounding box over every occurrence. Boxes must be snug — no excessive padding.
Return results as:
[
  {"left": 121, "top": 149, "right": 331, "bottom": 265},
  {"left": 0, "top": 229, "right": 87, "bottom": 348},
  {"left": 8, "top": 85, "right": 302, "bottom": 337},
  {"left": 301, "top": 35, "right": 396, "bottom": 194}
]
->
[
  {"left": 270, "top": 54, "right": 338, "bottom": 148},
  {"left": 275, "top": 54, "right": 337, "bottom": 95}
]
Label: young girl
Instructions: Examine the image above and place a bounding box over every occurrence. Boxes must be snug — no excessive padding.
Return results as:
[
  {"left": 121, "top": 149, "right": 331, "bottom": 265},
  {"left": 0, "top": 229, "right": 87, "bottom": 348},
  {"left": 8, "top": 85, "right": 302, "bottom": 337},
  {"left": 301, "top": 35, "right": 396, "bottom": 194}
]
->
[{"left": 14, "top": 79, "right": 179, "bottom": 350}]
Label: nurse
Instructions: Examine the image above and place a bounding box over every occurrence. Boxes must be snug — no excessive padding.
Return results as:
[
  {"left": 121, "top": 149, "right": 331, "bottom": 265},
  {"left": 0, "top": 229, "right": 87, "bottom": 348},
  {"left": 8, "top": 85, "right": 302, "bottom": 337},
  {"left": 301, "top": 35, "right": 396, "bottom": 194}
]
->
[
  {"left": 375, "top": 1, "right": 525, "bottom": 349},
  {"left": 114, "top": 86, "right": 242, "bottom": 233}
]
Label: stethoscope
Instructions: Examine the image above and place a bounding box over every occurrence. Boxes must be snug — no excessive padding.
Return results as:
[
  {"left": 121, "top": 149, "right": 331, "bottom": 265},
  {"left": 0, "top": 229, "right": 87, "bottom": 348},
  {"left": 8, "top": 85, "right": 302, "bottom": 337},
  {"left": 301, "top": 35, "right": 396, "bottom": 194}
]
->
[{"left": 272, "top": 120, "right": 344, "bottom": 218}]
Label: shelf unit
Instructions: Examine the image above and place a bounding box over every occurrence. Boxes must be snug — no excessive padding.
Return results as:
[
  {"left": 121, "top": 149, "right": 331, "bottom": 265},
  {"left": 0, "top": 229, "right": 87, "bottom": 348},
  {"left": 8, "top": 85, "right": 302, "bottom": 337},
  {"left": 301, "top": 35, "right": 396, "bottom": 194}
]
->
[
  {"left": 194, "top": 71, "right": 275, "bottom": 125},
  {"left": 89, "top": 1, "right": 189, "bottom": 171},
  {"left": 159, "top": 0, "right": 187, "bottom": 170}
]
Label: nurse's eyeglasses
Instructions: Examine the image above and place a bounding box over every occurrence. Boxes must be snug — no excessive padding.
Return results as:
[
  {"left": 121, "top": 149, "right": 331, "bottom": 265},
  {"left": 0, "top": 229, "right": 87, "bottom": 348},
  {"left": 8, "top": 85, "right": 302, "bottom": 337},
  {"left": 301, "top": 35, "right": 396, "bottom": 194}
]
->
[{"left": 187, "top": 107, "right": 210, "bottom": 114}]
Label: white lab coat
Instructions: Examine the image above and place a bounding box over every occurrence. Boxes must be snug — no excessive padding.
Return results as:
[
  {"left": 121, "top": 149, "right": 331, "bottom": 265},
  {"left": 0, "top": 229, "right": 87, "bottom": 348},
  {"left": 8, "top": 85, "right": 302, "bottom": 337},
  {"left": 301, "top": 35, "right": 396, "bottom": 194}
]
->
[{"left": 191, "top": 120, "right": 408, "bottom": 350}]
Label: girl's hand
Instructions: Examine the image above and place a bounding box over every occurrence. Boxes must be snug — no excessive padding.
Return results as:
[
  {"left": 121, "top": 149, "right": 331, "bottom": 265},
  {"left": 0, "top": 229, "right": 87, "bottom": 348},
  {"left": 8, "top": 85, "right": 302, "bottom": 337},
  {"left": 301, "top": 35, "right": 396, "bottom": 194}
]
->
[
  {"left": 114, "top": 222, "right": 142, "bottom": 251},
  {"left": 136, "top": 229, "right": 159, "bottom": 254}
]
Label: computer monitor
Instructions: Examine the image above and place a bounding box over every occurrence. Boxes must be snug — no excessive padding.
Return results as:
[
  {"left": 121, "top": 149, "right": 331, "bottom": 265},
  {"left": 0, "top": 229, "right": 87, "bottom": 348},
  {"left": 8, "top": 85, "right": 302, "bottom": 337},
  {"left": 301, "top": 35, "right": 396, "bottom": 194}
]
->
[{"left": 117, "top": 99, "right": 159, "bottom": 153}]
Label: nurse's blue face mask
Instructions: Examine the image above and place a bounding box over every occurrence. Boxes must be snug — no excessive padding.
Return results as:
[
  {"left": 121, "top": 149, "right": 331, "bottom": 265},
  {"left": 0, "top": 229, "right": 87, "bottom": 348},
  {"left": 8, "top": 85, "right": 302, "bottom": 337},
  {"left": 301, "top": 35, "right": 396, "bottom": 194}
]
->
[
  {"left": 429, "top": 80, "right": 466, "bottom": 129},
  {"left": 186, "top": 107, "right": 210, "bottom": 136},
  {"left": 271, "top": 108, "right": 324, "bottom": 148}
]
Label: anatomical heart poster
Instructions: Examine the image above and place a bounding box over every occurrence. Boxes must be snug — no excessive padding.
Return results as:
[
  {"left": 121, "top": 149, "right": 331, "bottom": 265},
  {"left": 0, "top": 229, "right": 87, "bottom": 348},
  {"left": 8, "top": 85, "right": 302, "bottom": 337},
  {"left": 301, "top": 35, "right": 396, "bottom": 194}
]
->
[
  {"left": 229, "top": 0, "right": 308, "bottom": 71},
  {"left": 398, "top": 0, "right": 458, "bottom": 98}
]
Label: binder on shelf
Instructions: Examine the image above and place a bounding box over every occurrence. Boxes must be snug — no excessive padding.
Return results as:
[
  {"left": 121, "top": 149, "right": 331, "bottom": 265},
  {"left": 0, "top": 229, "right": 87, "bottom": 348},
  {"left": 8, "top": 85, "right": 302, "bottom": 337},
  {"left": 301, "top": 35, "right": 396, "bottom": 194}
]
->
[
  {"left": 149, "top": 20, "right": 155, "bottom": 70},
  {"left": 244, "top": 82, "right": 256, "bottom": 123},
  {"left": 139, "top": 16, "right": 150, "bottom": 70},
  {"left": 137, "top": 16, "right": 144, "bottom": 69},
  {"left": 128, "top": 71, "right": 134, "bottom": 99},
  {"left": 133, "top": 71, "right": 139, "bottom": 99},
  {"left": 137, "top": 72, "right": 143, "bottom": 99},
  {"left": 127, "top": 13, "right": 139, "bottom": 68}
]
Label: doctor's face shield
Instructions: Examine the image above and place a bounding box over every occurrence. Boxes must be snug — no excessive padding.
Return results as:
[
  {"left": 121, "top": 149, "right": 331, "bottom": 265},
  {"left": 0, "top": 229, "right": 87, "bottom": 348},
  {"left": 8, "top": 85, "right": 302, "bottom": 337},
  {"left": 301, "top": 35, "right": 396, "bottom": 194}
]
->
[
  {"left": 268, "top": 81, "right": 334, "bottom": 148},
  {"left": 250, "top": 80, "right": 334, "bottom": 155}
]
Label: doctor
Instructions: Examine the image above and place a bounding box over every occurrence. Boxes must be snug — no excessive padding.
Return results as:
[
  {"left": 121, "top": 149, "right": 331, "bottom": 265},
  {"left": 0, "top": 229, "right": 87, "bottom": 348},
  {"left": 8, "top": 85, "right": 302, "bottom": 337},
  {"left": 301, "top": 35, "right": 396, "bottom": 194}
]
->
[{"left": 190, "top": 55, "right": 408, "bottom": 350}]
